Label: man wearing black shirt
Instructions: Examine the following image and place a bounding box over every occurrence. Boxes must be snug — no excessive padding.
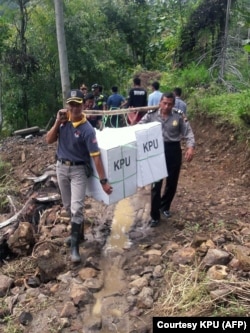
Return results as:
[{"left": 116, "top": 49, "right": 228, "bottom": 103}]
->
[{"left": 127, "top": 77, "right": 147, "bottom": 124}]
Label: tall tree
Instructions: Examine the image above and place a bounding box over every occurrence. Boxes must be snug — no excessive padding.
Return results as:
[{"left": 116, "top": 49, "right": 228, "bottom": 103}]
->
[
  {"left": 102, "top": 0, "right": 152, "bottom": 66},
  {"left": 219, "top": 0, "right": 232, "bottom": 81},
  {"left": 4, "top": 0, "right": 39, "bottom": 128},
  {"left": 178, "top": 0, "right": 232, "bottom": 66},
  {"left": 54, "top": 0, "right": 69, "bottom": 105}
]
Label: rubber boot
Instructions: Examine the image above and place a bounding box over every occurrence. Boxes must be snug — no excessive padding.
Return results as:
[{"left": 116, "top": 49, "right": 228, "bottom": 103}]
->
[
  {"left": 65, "top": 223, "right": 84, "bottom": 247},
  {"left": 70, "top": 223, "right": 81, "bottom": 263}
]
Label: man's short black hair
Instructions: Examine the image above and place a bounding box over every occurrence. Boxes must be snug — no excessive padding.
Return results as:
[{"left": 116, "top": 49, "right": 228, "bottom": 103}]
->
[
  {"left": 152, "top": 81, "right": 160, "bottom": 90},
  {"left": 112, "top": 86, "right": 118, "bottom": 93},
  {"left": 161, "top": 92, "right": 175, "bottom": 103},
  {"left": 133, "top": 77, "right": 141, "bottom": 86},
  {"left": 173, "top": 87, "right": 182, "bottom": 97},
  {"left": 85, "top": 93, "right": 95, "bottom": 100}
]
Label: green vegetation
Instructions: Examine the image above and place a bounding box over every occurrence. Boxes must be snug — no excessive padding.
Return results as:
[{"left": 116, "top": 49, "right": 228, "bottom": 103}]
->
[
  {"left": 2, "top": 319, "right": 24, "bottom": 333},
  {"left": 190, "top": 90, "right": 250, "bottom": 123},
  {"left": 153, "top": 263, "right": 250, "bottom": 317},
  {"left": 0, "top": 0, "right": 249, "bottom": 134},
  {"left": 0, "top": 159, "right": 18, "bottom": 213},
  {"left": 0, "top": 299, "right": 23, "bottom": 333},
  {"left": 0, "top": 159, "right": 11, "bottom": 176}
]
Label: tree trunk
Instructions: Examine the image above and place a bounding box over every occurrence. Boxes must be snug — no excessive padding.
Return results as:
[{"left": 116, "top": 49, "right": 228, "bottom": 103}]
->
[
  {"left": 54, "top": 0, "right": 70, "bottom": 106},
  {"left": 219, "top": 0, "right": 231, "bottom": 81}
]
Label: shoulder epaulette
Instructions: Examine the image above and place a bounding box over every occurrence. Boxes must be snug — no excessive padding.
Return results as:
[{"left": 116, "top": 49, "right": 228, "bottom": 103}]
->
[
  {"left": 173, "top": 108, "right": 183, "bottom": 115},
  {"left": 173, "top": 108, "right": 188, "bottom": 122},
  {"left": 148, "top": 109, "right": 157, "bottom": 114}
]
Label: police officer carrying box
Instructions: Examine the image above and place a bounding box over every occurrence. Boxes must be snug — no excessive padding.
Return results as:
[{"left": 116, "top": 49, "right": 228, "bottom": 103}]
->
[{"left": 138, "top": 92, "right": 195, "bottom": 227}]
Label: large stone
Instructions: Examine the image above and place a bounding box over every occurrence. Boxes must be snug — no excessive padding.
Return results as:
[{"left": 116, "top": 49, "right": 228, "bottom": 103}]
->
[
  {"left": 201, "top": 248, "right": 231, "bottom": 269},
  {"left": 207, "top": 265, "right": 229, "bottom": 280},
  {"left": 172, "top": 247, "right": 196, "bottom": 265},
  {"left": 7, "top": 222, "right": 35, "bottom": 256},
  {"left": 0, "top": 274, "right": 14, "bottom": 297},
  {"left": 60, "top": 301, "right": 77, "bottom": 318},
  {"left": 129, "top": 276, "right": 148, "bottom": 291},
  {"left": 70, "top": 283, "right": 94, "bottom": 306},
  {"left": 35, "top": 242, "right": 66, "bottom": 282}
]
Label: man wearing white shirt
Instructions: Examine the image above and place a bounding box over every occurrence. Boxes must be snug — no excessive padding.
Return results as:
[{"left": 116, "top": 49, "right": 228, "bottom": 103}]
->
[{"left": 148, "top": 81, "right": 163, "bottom": 107}]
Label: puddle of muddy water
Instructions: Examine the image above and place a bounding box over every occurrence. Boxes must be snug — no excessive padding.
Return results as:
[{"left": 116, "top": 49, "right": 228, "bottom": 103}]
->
[
  {"left": 105, "top": 197, "right": 134, "bottom": 251},
  {"left": 92, "top": 197, "right": 135, "bottom": 322},
  {"left": 92, "top": 260, "right": 127, "bottom": 316}
]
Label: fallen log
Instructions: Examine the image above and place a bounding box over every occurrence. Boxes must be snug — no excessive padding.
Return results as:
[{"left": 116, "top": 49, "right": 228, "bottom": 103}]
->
[
  {"left": 0, "top": 213, "right": 22, "bottom": 229},
  {"left": 7, "top": 195, "right": 18, "bottom": 214},
  {"left": 0, "top": 191, "right": 61, "bottom": 230},
  {"left": 34, "top": 193, "right": 61, "bottom": 203},
  {"left": 0, "top": 195, "right": 37, "bottom": 229},
  {"left": 26, "top": 169, "right": 57, "bottom": 183},
  {"left": 13, "top": 126, "right": 40, "bottom": 136}
]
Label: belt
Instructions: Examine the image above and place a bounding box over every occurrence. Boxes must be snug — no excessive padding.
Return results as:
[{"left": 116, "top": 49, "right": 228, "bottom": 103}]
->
[
  {"left": 58, "top": 159, "right": 85, "bottom": 166},
  {"left": 164, "top": 141, "right": 181, "bottom": 146}
]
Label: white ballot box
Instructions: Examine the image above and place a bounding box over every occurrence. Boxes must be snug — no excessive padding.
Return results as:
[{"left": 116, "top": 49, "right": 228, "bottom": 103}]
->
[
  {"left": 131, "top": 121, "right": 168, "bottom": 187},
  {"left": 86, "top": 128, "right": 137, "bottom": 205},
  {"left": 86, "top": 122, "right": 168, "bottom": 204}
]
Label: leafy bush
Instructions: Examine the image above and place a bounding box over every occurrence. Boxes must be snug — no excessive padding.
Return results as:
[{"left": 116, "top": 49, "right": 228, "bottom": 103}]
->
[
  {"left": 161, "top": 63, "right": 210, "bottom": 97},
  {"left": 188, "top": 89, "right": 250, "bottom": 128},
  {"left": 236, "top": 91, "right": 250, "bottom": 126},
  {"left": 179, "top": 63, "right": 210, "bottom": 90}
]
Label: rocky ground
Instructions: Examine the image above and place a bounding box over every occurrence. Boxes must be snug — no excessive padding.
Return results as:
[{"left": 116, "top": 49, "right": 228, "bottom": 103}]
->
[{"left": 0, "top": 115, "right": 249, "bottom": 333}]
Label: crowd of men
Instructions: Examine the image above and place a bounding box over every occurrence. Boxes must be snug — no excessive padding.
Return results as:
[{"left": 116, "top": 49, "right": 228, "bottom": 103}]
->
[
  {"left": 79, "top": 78, "right": 187, "bottom": 129},
  {"left": 75, "top": 79, "right": 194, "bottom": 230}
]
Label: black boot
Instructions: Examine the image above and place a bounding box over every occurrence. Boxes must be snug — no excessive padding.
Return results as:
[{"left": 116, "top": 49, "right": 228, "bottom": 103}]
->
[
  {"left": 65, "top": 223, "right": 84, "bottom": 247},
  {"left": 70, "top": 223, "right": 81, "bottom": 263}
]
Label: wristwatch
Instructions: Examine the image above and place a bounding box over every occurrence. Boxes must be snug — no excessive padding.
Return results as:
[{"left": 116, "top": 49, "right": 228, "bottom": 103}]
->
[{"left": 100, "top": 178, "right": 108, "bottom": 185}]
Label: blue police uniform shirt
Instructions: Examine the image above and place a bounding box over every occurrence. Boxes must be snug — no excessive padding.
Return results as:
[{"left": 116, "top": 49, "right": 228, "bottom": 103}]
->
[{"left": 107, "top": 93, "right": 125, "bottom": 109}]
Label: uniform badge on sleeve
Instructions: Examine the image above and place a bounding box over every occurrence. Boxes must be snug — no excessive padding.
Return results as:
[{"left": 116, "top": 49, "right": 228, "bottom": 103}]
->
[{"left": 173, "top": 120, "right": 178, "bottom": 126}]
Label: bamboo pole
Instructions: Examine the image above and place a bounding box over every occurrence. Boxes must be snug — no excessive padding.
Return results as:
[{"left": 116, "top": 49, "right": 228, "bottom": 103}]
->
[{"left": 83, "top": 105, "right": 159, "bottom": 116}]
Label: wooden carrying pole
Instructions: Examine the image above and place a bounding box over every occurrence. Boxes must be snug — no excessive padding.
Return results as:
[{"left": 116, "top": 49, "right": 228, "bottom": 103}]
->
[{"left": 83, "top": 105, "right": 158, "bottom": 116}]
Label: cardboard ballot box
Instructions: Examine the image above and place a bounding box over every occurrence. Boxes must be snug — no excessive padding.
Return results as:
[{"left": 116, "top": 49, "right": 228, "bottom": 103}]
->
[
  {"left": 130, "top": 121, "right": 168, "bottom": 187},
  {"left": 86, "top": 122, "right": 168, "bottom": 204},
  {"left": 86, "top": 128, "right": 137, "bottom": 205}
]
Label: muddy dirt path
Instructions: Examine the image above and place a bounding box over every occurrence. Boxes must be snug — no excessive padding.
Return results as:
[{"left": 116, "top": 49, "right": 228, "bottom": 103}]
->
[{"left": 0, "top": 116, "right": 249, "bottom": 332}]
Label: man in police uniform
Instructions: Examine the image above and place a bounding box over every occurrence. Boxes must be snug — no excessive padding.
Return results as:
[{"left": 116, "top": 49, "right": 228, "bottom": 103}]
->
[
  {"left": 139, "top": 92, "right": 195, "bottom": 227},
  {"left": 91, "top": 83, "right": 107, "bottom": 110}
]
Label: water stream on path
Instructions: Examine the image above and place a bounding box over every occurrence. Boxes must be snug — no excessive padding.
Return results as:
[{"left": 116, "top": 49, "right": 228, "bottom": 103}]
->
[{"left": 92, "top": 197, "right": 135, "bottom": 326}]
